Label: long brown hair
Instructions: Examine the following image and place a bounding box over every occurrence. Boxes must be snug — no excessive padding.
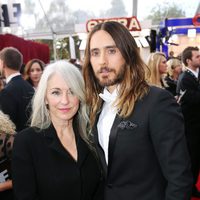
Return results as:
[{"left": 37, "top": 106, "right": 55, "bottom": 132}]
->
[
  {"left": 24, "top": 59, "right": 45, "bottom": 85},
  {"left": 83, "top": 21, "right": 149, "bottom": 127}
]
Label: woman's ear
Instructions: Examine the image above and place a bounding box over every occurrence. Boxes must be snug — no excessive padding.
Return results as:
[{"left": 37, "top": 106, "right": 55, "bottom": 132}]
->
[
  {"left": 45, "top": 99, "right": 49, "bottom": 109},
  {"left": 46, "top": 104, "right": 49, "bottom": 109}
]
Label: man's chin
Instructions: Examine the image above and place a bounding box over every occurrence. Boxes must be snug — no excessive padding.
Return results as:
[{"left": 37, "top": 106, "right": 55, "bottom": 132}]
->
[{"left": 99, "top": 80, "right": 114, "bottom": 87}]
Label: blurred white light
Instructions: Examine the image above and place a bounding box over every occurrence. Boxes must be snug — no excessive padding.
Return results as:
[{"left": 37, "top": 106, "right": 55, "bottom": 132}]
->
[
  {"left": 187, "top": 29, "right": 196, "bottom": 38},
  {"left": 20, "top": 14, "right": 36, "bottom": 30},
  {"left": 2, "top": 27, "right": 11, "bottom": 33},
  {"left": 169, "top": 34, "right": 178, "bottom": 43}
]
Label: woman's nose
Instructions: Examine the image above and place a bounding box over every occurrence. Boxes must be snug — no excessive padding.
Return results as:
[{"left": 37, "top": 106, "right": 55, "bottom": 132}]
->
[{"left": 60, "top": 93, "right": 69, "bottom": 104}]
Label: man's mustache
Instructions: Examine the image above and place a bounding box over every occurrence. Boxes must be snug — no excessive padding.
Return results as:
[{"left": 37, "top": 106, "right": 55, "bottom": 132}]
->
[{"left": 98, "top": 67, "right": 114, "bottom": 73}]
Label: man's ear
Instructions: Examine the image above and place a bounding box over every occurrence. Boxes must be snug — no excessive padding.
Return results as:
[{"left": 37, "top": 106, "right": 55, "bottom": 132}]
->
[{"left": 186, "top": 58, "right": 191, "bottom": 65}]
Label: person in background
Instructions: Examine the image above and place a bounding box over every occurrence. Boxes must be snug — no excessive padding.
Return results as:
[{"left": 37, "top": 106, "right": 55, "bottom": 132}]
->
[
  {"left": 146, "top": 51, "right": 168, "bottom": 88},
  {"left": 164, "top": 58, "right": 182, "bottom": 96},
  {"left": 83, "top": 21, "right": 192, "bottom": 200},
  {"left": 168, "top": 50, "right": 175, "bottom": 60},
  {"left": 69, "top": 58, "right": 82, "bottom": 71},
  {"left": 12, "top": 60, "right": 103, "bottom": 200},
  {"left": 0, "top": 76, "right": 5, "bottom": 91},
  {"left": 0, "top": 110, "right": 16, "bottom": 200},
  {"left": 24, "top": 59, "right": 45, "bottom": 90},
  {"left": 0, "top": 47, "right": 34, "bottom": 132},
  {"left": 177, "top": 46, "right": 200, "bottom": 198}
]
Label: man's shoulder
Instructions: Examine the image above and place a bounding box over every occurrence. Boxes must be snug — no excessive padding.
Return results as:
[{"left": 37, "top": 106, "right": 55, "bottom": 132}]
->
[
  {"left": 140, "top": 86, "right": 174, "bottom": 105},
  {"left": 178, "top": 70, "right": 193, "bottom": 81},
  {"left": 6, "top": 77, "right": 34, "bottom": 92},
  {"left": 148, "top": 86, "right": 171, "bottom": 96}
]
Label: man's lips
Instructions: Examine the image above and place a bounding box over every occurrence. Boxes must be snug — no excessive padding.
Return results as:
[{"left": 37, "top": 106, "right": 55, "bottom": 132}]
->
[{"left": 99, "top": 67, "right": 113, "bottom": 75}]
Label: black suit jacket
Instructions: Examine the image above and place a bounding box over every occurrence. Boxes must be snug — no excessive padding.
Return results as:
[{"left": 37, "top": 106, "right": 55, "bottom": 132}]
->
[
  {"left": 12, "top": 124, "right": 103, "bottom": 200},
  {"left": 177, "top": 70, "right": 200, "bottom": 133},
  {"left": 93, "top": 86, "right": 192, "bottom": 200},
  {"left": 0, "top": 75, "right": 34, "bottom": 131}
]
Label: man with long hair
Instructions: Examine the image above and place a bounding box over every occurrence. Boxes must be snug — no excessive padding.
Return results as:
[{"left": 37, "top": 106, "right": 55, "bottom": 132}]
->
[{"left": 83, "top": 21, "right": 192, "bottom": 200}]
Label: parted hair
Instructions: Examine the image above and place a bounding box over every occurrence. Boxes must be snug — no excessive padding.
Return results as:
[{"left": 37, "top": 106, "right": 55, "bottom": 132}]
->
[
  {"left": 0, "top": 47, "right": 22, "bottom": 71},
  {"left": 31, "top": 60, "right": 89, "bottom": 141},
  {"left": 83, "top": 21, "right": 149, "bottom": 127}
]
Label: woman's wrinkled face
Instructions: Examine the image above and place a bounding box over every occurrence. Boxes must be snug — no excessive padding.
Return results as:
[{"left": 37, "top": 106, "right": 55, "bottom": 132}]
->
[{"left": 45, "top": 73, "right": 79, "bottom": 125}]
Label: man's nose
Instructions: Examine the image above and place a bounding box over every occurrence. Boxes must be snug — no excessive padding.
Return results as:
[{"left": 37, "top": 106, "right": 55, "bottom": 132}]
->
[{"left": 99, "top": 51, "right": 107, "bottom": 65}]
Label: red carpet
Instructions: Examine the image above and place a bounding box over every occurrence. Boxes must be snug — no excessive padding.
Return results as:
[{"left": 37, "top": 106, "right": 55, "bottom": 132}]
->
[{"left": 191, "top": 174, "right": 200, "bottom": 200}]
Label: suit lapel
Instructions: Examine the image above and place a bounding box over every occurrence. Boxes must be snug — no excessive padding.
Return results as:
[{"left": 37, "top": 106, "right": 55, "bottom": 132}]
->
[
  {"left": 44, "top": 124, "right": 89, "bottom": 165},
  {"left": 76, "top": 134, "right": 90, "bottom": 167},
  {"left": 93, "top": 121, "right": 107, "bottom": 175},
  {"left": 93, "top": 109, "right": 123, "bottom": 176},
  {"left": 107, "top": 115, "right": 123, "bottom": 175},
  {"left": 92, "top": 109, "right": 108, "bottom": 175},
  {"left": 44, "top": 125, "right": 68, "bottom": 158}
]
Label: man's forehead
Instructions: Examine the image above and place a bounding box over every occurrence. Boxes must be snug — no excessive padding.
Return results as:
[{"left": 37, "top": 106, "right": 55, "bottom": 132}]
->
[{"left": 90, "top": 30, "right": 116, "bottom": 48}]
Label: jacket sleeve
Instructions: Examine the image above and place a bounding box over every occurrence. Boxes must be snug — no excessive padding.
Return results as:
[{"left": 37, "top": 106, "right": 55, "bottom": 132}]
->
[
  {"left": 12, "top": 131, "right": 39, "bottom": 200},
  {"left": 149, "top": 89, "right": 193, "bottom": 200}
]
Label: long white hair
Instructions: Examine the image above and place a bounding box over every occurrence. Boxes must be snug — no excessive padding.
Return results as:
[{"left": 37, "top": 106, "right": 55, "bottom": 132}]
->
[{"left": 31, "top": 60, "right": 89, "bottom": 141}]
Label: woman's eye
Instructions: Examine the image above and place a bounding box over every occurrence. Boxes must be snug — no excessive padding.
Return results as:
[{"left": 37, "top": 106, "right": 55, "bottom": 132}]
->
[
  {"left": 52, "top": 91, "right": 60, "bottom": 95},
  {"left": 67, "top": 89, "right": 74, "bottom": 96}
]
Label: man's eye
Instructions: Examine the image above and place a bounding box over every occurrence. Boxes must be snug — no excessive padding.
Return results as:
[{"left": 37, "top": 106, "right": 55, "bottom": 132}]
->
[
  {"left": 91, "top": 51, "right": 99, "bottom": 57},
  {"left": 108, "top": 48, "right": 116, "bottom": 54}
]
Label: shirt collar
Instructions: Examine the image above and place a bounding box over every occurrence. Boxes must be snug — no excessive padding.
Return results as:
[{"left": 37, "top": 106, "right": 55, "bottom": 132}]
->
[
  {"left": 6, "top": 72, "right": 21, "bottom": 84},
  {"left": 186, "top": 67, "right": 199, "bottom": 78},
  {"left": 99, "top": 87, "right": 118, "bottom": 103}
]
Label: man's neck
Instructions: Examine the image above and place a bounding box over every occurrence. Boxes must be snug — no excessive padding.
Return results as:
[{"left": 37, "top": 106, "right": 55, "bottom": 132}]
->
[
  {"left": 6, "top": 72, "right": 21, "bottom": 84},
  {"left": 187, "top": 65, "right": 199, "bottom": 72},
  {"left": 107, "top": 85, "right": 118, "bottom": 93},
  {"left": 4, "top": 68, "right": 19, "bottom": 79}
]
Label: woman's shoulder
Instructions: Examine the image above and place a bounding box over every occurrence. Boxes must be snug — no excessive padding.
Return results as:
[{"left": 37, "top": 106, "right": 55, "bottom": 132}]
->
[{"left": 15, "top": 127, "right": 42, "bottom": 141}]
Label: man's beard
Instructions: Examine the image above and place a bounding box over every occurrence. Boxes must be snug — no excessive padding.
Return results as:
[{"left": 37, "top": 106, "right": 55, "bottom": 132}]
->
[{"left": 95, "top": 65, "right": 125, "bottom": 87}]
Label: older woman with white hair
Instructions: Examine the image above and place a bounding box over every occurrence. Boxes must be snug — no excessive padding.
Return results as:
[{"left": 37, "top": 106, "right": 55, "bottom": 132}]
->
[{"left": 12, "top": 60, "right": 103, "bottom": 200}]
